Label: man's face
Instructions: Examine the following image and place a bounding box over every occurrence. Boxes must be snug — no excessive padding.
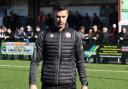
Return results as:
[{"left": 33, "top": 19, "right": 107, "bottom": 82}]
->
[
  {"left": 122, "top": 28, "right": 126, "bottom": 33},
  {"left": 53, "top": 10, "right": 68, "bottom": 29}
]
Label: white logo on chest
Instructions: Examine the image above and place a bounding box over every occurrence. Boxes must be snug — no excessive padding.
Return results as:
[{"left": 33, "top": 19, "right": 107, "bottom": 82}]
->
[
  {"left": 65, "top": 32, "right": 71, "bottom": 38},
  {"left": 50, "top": 34, "right": 54, "bottom": 38}
]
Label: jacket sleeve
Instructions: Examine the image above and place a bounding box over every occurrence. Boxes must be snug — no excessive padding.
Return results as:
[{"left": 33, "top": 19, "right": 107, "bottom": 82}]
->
[
  {"left": 75, "top": 32, "right": 88, "bottom": 86},
  {"left": 29, "top": 31, "right": 44, "bottom": 85}
]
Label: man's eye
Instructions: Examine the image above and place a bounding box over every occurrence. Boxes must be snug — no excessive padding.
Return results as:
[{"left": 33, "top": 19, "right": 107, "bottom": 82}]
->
[{"left": 56, "top": 16, "right": 60, "bottom": 18}]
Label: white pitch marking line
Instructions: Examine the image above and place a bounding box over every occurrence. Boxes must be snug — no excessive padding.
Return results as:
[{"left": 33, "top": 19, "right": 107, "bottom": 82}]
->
[
  {"left": 87, "top": 69, "right": 128, "bottom": 73},
  {"left": 0, "top": 65, "right": 128, "bottom": 73},
  {"left": 0, "top": 65, "right": 29, "bottom": 68}
]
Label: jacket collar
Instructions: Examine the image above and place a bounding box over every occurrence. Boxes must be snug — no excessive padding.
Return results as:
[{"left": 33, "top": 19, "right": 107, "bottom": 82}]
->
[{"left": 49, "top": 23, "right": 69, "bottom": 32}]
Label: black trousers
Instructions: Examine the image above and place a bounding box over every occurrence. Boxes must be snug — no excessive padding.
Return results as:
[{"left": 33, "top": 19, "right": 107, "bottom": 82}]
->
[{"left": 42, "top": 83, "right": 76, "bottom": 89}]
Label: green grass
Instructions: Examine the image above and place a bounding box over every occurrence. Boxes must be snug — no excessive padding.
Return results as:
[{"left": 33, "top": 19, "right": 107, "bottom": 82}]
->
[{"left": 0, "top": 60, "right": 128, "bottom": 89}]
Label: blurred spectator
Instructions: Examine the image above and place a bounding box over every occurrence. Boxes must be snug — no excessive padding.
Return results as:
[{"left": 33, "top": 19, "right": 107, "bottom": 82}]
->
[
  {"left": 78, "top": 26, "right": 88, "bottom": 40},
  {"left": 119, "top": 26, "right": 128, "bottom": 64},
  {"left": 100, "top": 27, "right": 111, "bottom": 63},
  {"left": 100, "top": 27, "right": 111, "bottom": 45},
  {"left": 33, "top": 26, "right": 41, "bottom": 41},
  {"left": 92, "top": 25, "right": 100, "bottom": 63},
  {"left": 92, "top": 25, "right": 100, "bottom": 45},
  {"left": 4, "top": 28, "right": 14, "bottom": 42},
  {"left": 88, "top": 28, "right": 93, "bottom": 45},
  {"left": 0, "top": 27, "right": 3, "bottom": 47},
  {"left": 119, "top": 27, "right": 128, "bottom": 45},
  {"left": 25, "top": 25, "right": 34, "bottom": 42},
  {"left": 0, "top": 27, "right": 6, "bottom": 39},
  {"left": 78, "top": 26, "right": 89, "bottom": 50},
  {"left": 111, "top": 24, "right": 118, "bottom": 44},
  {"left": 14, "top": 26, "right": 25, "bottom": 41}
]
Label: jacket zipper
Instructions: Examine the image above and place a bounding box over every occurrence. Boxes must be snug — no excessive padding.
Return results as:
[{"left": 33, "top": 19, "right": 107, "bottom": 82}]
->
[{"left": 57, "top": 31, "right": 62, "bottom": 85}]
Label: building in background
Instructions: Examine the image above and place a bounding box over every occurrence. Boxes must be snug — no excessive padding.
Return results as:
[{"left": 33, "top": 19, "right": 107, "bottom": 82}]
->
[
  {"left": 0, "top": 0, "right": 118, "bottom": 27},
  {"left": 118, "top": 0, "right": 128, "bottom": 32}
]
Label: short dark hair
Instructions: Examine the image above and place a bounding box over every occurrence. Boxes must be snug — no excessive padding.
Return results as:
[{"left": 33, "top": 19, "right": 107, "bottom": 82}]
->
[{"left": 53, "top": 1, "right": 68, "bottom": 11}]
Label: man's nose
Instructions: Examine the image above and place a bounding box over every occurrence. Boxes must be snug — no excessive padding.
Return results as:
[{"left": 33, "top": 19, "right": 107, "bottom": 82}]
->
[{"left": 59, "top": 17, "right": 62, "bottom": 21}]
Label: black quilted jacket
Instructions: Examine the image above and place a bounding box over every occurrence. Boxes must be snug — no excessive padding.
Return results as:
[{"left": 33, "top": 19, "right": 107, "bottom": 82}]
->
[{"left": 29, "top": 25, "right": 88, "bottom": 86}]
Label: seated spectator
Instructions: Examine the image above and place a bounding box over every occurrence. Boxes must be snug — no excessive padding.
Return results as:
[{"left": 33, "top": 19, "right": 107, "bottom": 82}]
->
[
  {"left": 0, "top": 26, "right": 6, "bottom": 41},
  {"left": 92, "top": 25, "right": 100, "bottom": 45},
  {"left": 14, "top": 26, "right": 25, "bottom": 42},
  {"left": 78, "top": 26, "right": 88, "bottom": 51},
  {"left": 33, "top": 26, "right": 41, "bottom": 41},
  {"left": 100, "top": 27, "right": 111, "bottom": 45},
  {"left": 119, "top": 26, "right": 128, "bottom": 45},
  {"left": 25, "top": 25, "right": 33, "bottom": 42},
  {"left": 111, "top": 23, "right": 118, "bottom": 44},
  {"left": 119, "top": 26, "right": 128, "bottom": 64},
  {"left": 78, "top": 26, "right": 88, "bottom": 40},
  {"left": 88, "top": 28, "right": 93, "bottom": 45},
  {"left": 4, "top": 28, "right": 14, "bottom": 42},
  {"left": 92, "top": 25, "right": 100, "bottom": 63}
]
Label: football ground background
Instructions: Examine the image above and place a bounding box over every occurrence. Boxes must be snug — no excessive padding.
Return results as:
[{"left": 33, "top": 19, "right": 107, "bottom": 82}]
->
[{"left": 0, "top": 60, "right": 128, "bottom": 89}]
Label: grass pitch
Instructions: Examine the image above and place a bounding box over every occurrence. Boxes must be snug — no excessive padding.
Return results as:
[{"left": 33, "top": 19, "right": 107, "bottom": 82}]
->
[{"left": 0, "top": 60, "right": 128, "bottom": 89}]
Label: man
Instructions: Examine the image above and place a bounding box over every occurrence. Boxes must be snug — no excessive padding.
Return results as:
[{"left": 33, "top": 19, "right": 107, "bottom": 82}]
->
[
  {"left": 100, "top": 27, "right": 110, "bottom": 45},
  {"left": 119, "top": 26, "right": 128, "bottom": 64},
  {"left": 29, "top": 2, "right": 88, "bottom": 89},
  {"left": 92, "top": 25, "right": 100, "bottom": 63}
]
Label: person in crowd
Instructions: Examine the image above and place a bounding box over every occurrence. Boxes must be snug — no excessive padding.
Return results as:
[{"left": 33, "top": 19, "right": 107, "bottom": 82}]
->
[
  {"left": 0, "top": 27, "right": 7, "bottom": 59},
  {"left": 0, "top": 27, "right": 6, "bottom": 40},
  {"left": 119, "top": 26, "right": 128, "bottom": 64},
  {"left": 33, "top": 26, "right": 41, "bottom": 41},
  {"left": 14, "top": 26, "right": 25, "bottom": 42},
  {"left": 92, "top": 25, "right": 100, "bottom": 45},
  {"left": 78, "top": 26, "right": 87, "bottom": 40},
  {"left": 100, "top": 27, "right": 111, "bottom": 63},
  {"left": 119, "top": 27, "right": 128, "bottom": 45},
  {"left": 25, "top": 25, "right": 34, "bottom": 42},
  {"left": 100, "top": 27, "right": 111, "bottom": 45},
  {"left": 92, "top": 25, "right": 100, "bottom": 63},
  {"left": 0, "top": 27, "right": 3, "bottom": 48},
  {"left": 3, "top": 28, "right": 14, "bottom": 60},
  {"left": 111, "top": 23, "right": 118, "bottom": 44},
  {"left": 29, "top": 2, "right": 88, "bottom": 89},
  {"left": 78, "top": 26, "right": 89, "bottom": 50},
  {"left": 4, "top": 28, "right": 14, "bottom": 42},
  {"left": 85, "top": 28, "right": 94, "bottom": 62},
  {"left": 88, "top": 28, "right": 93, "bottom": 45}
]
